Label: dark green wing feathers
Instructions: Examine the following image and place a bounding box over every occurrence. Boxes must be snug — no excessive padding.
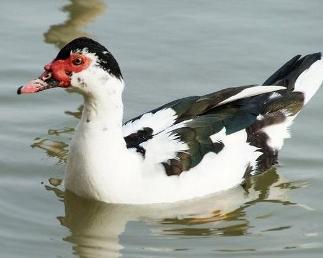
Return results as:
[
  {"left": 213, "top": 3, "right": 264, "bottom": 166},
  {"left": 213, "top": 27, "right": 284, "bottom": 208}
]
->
[
  {"left": 123, "top": 53, "right": 321, "bottom": 177},
  {"left": 123, "top": 85, "right": 287, "bottom": 175},
  {"left": 161, "top": 96, "right": 274, "bottom": 176}
]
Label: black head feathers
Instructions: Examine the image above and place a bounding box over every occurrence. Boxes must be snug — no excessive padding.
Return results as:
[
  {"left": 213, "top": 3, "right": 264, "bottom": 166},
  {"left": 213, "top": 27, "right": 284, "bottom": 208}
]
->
[{"left": 55, "top": 37, "right": 122, "bottom": 79}]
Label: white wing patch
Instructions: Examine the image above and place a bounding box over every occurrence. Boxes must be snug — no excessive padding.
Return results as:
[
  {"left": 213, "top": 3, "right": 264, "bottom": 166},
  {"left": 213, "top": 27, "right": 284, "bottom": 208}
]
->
[
  {"left": 217, "top": 85, "right": 285, "bottom": 106},
  {"left": 210, "top": 128, "right": 261, "bottom": 173},
  {"left": 140, "top": 130, "right": 189, "bottom": 165},
  {"left": 220, "top": 130, "right": 262, "bottom": 172},
  {"left": 179, "top": 129, "right": 262, "bottom": 194},
  {"left": 123, "top": 108, "right": 177, "bottom": 136}
]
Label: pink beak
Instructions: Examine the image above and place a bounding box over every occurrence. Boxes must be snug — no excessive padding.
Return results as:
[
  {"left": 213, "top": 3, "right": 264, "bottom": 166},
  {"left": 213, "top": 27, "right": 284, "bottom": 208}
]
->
[{"left": 17, "top": 71, "right": 59, "bottom": 95}]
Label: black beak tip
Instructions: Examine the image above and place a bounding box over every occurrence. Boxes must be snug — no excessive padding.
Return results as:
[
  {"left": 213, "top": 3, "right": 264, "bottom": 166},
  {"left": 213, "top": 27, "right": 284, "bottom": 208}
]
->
[{"left": 17, "top": 86, "right": 22, "bottom": 95}]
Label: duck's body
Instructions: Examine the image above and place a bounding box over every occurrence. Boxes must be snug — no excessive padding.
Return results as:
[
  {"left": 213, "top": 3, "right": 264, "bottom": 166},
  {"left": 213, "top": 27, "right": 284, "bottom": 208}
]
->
[{"left": 18, "top": 38, "right": 323, "bottom": 204}]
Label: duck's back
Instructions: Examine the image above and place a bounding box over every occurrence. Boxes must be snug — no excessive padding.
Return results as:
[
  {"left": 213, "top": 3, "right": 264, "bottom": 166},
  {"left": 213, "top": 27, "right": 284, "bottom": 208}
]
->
[{"left": 121, "top": 53, "right": 323, "bottom": 202}]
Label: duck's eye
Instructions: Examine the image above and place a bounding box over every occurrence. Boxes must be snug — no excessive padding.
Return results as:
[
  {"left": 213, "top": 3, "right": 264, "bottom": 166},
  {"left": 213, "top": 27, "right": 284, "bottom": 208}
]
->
[{"left": 73, "top": 57, "right": 83, "bottom": 66}]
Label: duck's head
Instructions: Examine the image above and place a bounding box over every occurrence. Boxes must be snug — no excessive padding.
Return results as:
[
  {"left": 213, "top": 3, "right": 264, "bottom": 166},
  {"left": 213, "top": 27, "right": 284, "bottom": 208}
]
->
[{"left": 18, "top": 37, "right": 123, "bottom": 96}]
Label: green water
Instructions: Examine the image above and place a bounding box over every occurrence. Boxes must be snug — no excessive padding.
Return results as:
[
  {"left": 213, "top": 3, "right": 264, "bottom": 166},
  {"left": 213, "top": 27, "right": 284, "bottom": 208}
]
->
[{"left": 1, "top": 0, "right": 323, "bottom": 257}]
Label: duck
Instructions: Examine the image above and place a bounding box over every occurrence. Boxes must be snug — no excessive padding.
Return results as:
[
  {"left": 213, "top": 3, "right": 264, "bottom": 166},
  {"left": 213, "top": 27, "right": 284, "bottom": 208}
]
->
[{"left": 17, "top": 37, "right": 323, "bottom": 204}]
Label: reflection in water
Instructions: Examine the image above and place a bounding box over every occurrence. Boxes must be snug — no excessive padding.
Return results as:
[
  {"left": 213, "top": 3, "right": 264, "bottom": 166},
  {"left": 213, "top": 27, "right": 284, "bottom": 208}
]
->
[
  {"left": 31, "top": 106, "right": 82, "bottom": 163},
  {"left": 36, "top": 105, "right": 306, "bottom": 258},
  {"left": 46, "top": 166, "right": 303, "bottom": 258},
  {"left": 31, "top": 128, "right": 72, "bottom": 163},
  {"left": 65, "top": 105, "right": 83, "bottom": 120},
  {"left": 44, "top": 0, "right": 106, "bottom": 48}
]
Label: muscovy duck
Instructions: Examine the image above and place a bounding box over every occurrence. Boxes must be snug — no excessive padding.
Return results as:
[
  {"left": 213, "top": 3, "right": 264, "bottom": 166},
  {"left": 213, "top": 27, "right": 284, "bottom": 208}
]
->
[{"left": 18, "top": 37, "right": 323, "bottom": 204}]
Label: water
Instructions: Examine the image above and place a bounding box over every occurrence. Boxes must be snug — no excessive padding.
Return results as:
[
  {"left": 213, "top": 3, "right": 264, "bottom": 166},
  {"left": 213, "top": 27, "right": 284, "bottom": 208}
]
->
[{"left": 1, "top": 0, "right": 323, "bottom": 257}]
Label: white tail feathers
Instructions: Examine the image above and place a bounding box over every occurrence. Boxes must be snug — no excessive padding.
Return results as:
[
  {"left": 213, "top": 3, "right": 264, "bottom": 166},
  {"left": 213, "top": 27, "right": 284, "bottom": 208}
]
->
[
  {"left": 294, "top": 58, "right": 323, "bottom": 105},
  {"left": 262, "top": 55, "right": 323, "bottom": 151}
]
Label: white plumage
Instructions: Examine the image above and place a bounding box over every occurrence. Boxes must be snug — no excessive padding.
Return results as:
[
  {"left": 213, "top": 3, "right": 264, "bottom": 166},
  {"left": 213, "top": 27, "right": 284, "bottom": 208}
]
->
[{"left": 18, "top": 37, "right": 323, "bottom": 204}]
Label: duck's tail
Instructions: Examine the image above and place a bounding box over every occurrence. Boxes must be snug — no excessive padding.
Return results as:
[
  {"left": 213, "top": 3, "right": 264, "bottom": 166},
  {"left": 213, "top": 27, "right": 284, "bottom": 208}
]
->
[
  {"left": 263, "top": 52, "right": 323, "bottom": 105},
  {"left": 247, "top": 53, "right": 323, "bottom": 173}
]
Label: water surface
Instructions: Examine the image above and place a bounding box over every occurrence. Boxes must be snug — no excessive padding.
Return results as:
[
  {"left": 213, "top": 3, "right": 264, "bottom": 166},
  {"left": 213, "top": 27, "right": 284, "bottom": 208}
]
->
[{"left": 1, "top": 0, "right": 323, "bottom": 257}]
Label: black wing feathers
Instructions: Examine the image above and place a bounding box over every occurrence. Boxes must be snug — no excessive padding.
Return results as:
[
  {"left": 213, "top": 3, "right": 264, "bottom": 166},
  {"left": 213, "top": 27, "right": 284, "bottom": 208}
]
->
[{"left": 124, "top": 52, "right": 320, "bottom": 177}]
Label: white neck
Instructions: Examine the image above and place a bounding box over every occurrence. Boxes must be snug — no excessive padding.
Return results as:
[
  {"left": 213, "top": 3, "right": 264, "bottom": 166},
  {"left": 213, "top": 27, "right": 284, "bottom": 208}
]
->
[
  {"left": 80, "top": 77, "right": 124, "bottom": 131},
  {"left": 69, "top": 58, "right": 125, "bottom": 132},
  {"left": 76, "top": 75, "right": 128, "bottom": 155},
  {"left": 65, "top": 75, "right": 142, "bottom": 201}
]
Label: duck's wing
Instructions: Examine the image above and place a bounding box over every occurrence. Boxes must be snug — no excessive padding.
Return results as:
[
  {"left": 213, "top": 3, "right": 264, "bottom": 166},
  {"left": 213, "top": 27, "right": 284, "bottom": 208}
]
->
[
  {"left": 123, "top": 52, "right": 322, "bottom": 143},
  {"left": 123, "top": 84, "right": 284, "bottom": 151},
  {"left": 123, "top": 52, "right": 323, "bottom": 176}
]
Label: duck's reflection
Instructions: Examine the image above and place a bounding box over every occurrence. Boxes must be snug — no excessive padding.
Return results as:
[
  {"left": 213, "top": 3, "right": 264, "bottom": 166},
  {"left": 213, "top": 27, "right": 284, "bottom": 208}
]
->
[
  {"left": 43, "top": 0, "right": 106, "bottom": 48},
  {"left": 45, "top": 166, "right": 302, "bottom": 258}
]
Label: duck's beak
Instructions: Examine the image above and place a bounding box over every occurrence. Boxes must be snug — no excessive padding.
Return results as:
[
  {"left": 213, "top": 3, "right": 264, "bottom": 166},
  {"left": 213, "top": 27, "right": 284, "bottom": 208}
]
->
[{"left": 17, "top": 71, "right": 60, "bottom": 95}]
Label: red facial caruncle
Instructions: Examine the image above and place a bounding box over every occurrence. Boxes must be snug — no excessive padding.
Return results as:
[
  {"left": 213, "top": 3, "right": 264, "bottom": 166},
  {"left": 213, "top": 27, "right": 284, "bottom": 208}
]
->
[
  {"left": 17, "top": 52, "right": 91, "bottom": 94},
  {"left": 48, "top": 53, "right": 91, "bottom": 87}
]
